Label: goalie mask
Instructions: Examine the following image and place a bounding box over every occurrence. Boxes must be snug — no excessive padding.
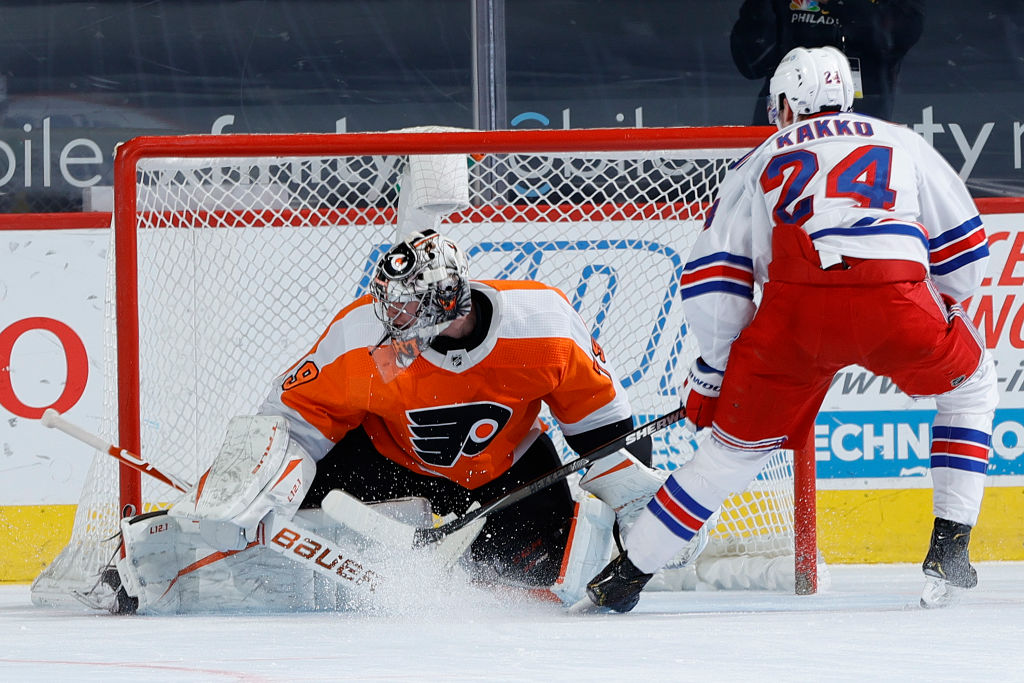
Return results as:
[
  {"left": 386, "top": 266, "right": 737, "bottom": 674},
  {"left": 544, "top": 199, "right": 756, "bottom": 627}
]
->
[
  {"left": 370, "top": 229, "right": 471, "bottom": 343},
  {"left": 767, "top": 46, "right": 854, "bottom": 129}
]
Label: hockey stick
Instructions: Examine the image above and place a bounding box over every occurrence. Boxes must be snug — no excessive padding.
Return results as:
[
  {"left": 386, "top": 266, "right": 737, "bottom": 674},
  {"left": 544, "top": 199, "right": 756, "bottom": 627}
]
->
[
  {"left": 41, "top": 409, "right": 192, "bottom": 492},
  {"left": 413, "top": 406, "right": 687, "bottom": 546},
  {"left": 40, "top": 409, "right": 385, "bottom": 597}
]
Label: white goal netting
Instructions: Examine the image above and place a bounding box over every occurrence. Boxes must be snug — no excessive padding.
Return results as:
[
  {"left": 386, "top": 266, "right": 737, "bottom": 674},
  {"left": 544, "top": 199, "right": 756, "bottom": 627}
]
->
[{"left": 32, "top": 126, "right": 820, "bottom": 607}]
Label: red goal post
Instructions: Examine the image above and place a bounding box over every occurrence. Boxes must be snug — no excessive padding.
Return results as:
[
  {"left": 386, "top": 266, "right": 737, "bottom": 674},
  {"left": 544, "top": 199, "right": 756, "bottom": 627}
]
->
[{"left": 34, "top": 125, "right": 820, "bottom": 607}]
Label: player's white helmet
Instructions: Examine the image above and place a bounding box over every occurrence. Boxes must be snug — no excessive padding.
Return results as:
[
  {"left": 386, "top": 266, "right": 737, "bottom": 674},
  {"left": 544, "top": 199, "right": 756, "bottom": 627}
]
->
[
  {"left": 370, "top": 229, "right": 471, "bottom": 342},
  {"left": 767, "top": 46, "right": 854, "bottom": 129}
]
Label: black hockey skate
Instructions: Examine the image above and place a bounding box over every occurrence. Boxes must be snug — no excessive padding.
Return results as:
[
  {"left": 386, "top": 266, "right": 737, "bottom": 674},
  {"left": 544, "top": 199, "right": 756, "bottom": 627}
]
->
[
  {"left": 101, "top": 566, "right": 139, "bottom": 615},
  {"left": 70, "top": 565, "right": 138, "bottom": 615},
  {"left": 583, "top": 552, "right": 653, "bottom": 613},
  {"left": 920, "top": 517, "right": 977, "bottom": 608}
]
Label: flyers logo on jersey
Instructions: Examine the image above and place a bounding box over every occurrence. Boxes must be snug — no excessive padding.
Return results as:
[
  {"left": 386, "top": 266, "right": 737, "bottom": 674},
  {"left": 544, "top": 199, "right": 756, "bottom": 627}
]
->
[{"left": 406, "top": 402, "right": 513, "bottom": 468}]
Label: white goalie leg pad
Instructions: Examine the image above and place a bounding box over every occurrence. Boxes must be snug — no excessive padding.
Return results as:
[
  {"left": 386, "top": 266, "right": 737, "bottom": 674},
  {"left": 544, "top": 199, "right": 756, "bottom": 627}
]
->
[
  {"left": 169, "top": 415, "right": 316, "bottom": 549},
  {"left": 117, "top": 509, "right": 369, "bottom": 614},
  {"left": 578, "top": 449, "right": 668, "bottom": 529},
  {"left": 116, "top": 512, "right": 191, "bottom": 613},
  {"left": 549, "top": 495, "right": 616, "bottom": 606}
]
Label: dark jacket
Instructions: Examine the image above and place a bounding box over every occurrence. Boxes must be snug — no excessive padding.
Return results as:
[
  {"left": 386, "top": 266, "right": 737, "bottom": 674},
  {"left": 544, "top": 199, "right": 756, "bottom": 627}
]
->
[{"left": 731, "top": 0, "right": 924, "bottom": 123}]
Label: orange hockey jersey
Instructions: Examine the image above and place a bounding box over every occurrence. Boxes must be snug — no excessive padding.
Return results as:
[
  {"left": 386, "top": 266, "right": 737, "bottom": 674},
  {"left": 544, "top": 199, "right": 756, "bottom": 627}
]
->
[{"left": 259, "top": 280, "right": 632, "bottom": 489}]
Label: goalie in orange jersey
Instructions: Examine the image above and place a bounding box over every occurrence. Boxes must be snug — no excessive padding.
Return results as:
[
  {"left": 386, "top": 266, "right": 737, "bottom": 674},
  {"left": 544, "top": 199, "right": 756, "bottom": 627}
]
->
[
  {"left": 249, "top": 228, "right": 659, "bottom": 602},
  {"left": 106, "top": 228, "right": 668, "bottom": 614}
]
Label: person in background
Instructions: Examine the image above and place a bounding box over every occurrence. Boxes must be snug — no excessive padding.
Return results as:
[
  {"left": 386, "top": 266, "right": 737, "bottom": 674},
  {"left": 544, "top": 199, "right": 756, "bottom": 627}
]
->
[{"left": 731, "top": 0, "right": 924, "bottom": 124}]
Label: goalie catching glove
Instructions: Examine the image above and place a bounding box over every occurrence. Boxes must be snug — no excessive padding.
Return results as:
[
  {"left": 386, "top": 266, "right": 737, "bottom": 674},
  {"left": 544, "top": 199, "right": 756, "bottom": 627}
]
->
[
  {"left": 682, "top": 357, "right": 723, "bottom": 433},
  {"left": 169, "top": 415, "right": 316, "bottom": 550}
]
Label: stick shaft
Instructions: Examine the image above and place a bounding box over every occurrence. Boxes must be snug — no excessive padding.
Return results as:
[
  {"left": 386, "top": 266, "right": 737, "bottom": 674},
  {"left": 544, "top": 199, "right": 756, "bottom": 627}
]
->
[
  {"left": 40, "top": 409, "right": 192, "bottom": 491},
  {"left": 414, "top": 407, "right": 686, "bottom": 545}
]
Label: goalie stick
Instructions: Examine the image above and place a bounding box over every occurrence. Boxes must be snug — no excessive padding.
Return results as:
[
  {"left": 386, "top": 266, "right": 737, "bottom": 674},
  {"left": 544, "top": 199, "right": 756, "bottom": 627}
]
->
[
  {"left": 40, "top": 409, "right": 385, "bottom": 598},
  {"left": 413, "top": 407, "right": 687, "bottom": 546},
  {"left": 41, "top": 408, "right": 191, "bottom": 492}
]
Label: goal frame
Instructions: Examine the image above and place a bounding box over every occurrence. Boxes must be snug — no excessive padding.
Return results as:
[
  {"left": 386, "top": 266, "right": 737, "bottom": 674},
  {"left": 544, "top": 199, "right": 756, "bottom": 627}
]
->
[{"left": 110, "top": 125, "right": 818, "bottom": 594}]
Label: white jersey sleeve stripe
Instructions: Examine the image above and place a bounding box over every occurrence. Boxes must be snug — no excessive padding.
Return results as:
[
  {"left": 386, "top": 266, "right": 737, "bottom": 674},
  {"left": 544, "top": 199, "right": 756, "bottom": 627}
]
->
[
  {"left": 680, "top": 251, "right": 755, "bottom": 301},
  {"left": 929, "top": 216, "right": 989, "bottom": 276}
]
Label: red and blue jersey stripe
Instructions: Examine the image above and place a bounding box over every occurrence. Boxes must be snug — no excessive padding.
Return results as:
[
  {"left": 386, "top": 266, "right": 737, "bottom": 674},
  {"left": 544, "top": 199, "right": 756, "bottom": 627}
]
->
[
  {"left": 929, "top": 216, "right": 989, "bottom": 276},
  {"left": 680, "top": 251, "right": 754, "bottom": 301},
  {"left": 808, "top": 216, "right": 930, "bottom": 252}
]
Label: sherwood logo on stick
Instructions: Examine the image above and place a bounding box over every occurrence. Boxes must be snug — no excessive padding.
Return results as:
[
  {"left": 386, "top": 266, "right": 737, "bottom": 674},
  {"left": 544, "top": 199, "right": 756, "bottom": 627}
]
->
[{"left": 626, "top": 408, "right": 686, "bottom": 445}]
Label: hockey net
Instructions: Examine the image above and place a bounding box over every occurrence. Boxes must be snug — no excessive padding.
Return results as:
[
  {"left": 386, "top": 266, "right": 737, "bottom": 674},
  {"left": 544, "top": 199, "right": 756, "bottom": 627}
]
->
[{"left": 32, "top": 126, "right": 821, "bottom": 607}]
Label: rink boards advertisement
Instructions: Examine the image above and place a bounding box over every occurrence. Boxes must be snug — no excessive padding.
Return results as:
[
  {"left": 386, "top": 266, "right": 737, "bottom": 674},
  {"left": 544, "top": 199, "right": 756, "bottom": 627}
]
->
[{"left": 1, "top": 206, "right": 1023, "bottom": 575}]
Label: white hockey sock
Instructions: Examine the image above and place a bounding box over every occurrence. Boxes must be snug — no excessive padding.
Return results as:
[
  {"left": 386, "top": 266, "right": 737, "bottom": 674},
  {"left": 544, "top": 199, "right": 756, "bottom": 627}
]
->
[
  {"left": 622, "top": 437, "right": 773, "bottom": 574},
  {"left": 930, "top": 354, "right": 997, "bottom": 526},
  {"left": 930, "top": 416, "right": 989, "bottom": 527}
]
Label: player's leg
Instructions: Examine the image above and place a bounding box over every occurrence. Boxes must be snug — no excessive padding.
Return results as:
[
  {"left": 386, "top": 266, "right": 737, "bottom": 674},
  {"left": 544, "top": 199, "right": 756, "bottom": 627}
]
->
[
  {"left": 863, "top": 281, "right": 998, "bottom": 605},
  {"left": 588, "top": 282, "right": 838, "bottom": 611},
  {"left": 586, "top": 434, "right": 785, "bottom": 611}
]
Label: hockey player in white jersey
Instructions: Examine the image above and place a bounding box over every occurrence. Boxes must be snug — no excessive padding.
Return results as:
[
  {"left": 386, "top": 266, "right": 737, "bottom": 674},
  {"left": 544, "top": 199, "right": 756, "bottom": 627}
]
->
[{"left": 583, "top": 46, "right": 998, "bottom": 612}]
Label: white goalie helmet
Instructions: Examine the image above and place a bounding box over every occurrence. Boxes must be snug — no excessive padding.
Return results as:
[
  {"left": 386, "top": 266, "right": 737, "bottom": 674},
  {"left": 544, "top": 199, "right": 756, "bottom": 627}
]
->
[
  {"left": 370, "top": 229, "right": 471, "bottom": 342},
  {"left": 767, "top": 46, "right": 854, "bottom": 128}
]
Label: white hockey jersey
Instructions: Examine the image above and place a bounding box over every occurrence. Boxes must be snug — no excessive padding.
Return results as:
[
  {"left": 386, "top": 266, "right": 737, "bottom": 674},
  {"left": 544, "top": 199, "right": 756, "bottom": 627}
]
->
[{"left": 681, "top": 112, "right": 989, "bottom": 371}]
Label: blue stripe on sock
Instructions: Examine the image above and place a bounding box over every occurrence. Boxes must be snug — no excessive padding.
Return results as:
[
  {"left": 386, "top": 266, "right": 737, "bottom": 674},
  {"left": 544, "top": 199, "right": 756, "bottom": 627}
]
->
[
  {"left": 646, "top": 498, "right": 696, "bottom": 541},
  {"left": 932, "top": 425, "right": 992, "bottom": 447},
  {"left": 930, "top": 454, "right": 988, "bottom": 474},
  {"left": 664, "top": 476, "right": 715, "bottom": 520}
]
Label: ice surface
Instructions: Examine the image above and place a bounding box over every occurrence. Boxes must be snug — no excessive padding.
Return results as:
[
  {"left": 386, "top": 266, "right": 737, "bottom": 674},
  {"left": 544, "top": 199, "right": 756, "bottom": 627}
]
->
[{"left": 2, "top": 563, "right": 1023, "bottom": 682}]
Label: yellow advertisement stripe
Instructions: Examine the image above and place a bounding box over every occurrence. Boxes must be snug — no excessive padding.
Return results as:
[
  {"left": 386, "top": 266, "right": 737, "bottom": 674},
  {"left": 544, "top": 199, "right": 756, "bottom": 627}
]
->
[
  {"left": 819, "top": 487, "right": 1024, "bottom": 563},
  {"left": 0, "top": 505, "right": 75, "bottom": 584},
  {"left": 1, "top": 489, "right": 1021, "bottom": 583}
]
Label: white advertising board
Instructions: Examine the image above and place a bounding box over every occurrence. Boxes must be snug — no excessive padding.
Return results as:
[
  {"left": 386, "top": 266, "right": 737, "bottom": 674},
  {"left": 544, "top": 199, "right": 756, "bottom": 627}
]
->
[
  {"left": 1, "top": 229, "right": 109, "bottom": 504},
  {"left": 2, "top": 211, "right": 1023, "bottom": 503}
]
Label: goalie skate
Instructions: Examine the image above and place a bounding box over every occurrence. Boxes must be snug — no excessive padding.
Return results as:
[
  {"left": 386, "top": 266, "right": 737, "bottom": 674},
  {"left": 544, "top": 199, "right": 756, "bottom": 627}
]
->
[{"left": 70, "top": 565, "right": 139, "bottom": 615}]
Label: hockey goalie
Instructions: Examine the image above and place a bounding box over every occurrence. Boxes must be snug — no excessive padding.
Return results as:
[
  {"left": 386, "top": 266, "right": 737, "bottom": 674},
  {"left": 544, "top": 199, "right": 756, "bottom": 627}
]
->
[{"left": 93, "top": 228, "right": 705, "bottom": 615}]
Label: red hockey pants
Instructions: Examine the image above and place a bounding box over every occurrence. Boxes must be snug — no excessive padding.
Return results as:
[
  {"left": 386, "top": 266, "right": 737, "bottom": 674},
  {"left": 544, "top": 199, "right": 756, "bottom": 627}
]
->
[{"left": 712, "top": 225, "right": 985, "bottom": 448}]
